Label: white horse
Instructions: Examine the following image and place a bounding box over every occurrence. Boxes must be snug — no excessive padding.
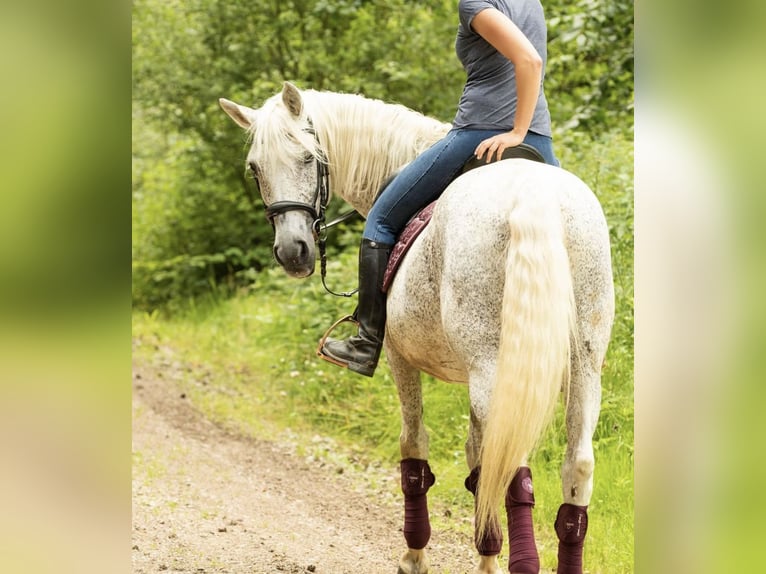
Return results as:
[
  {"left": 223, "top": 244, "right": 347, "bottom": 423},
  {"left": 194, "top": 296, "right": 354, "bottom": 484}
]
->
[{"left": 220, "top": 82, "right": 614, "bottom": 574}]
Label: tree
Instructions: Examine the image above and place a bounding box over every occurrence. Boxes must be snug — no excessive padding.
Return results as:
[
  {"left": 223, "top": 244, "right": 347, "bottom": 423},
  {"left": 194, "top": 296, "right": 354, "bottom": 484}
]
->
[
  {"left": 546, "top": 0, "right": 634, "bottom": 132},
  {"left": 132, "top": 0, "right": 633, "bottom": 309}
]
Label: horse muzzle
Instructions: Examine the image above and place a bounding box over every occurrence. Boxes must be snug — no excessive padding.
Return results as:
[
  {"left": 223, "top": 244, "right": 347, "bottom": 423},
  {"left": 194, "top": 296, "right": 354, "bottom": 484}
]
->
[{"left": 273, "top": 237, "right": 316, "bottom": 278}]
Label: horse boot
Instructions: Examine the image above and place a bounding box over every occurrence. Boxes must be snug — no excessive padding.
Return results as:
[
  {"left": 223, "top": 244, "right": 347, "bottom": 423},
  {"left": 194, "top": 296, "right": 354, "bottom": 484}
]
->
[
  {"left": 320, "top": 238, "right": 393, "bottom": 377},
  {"left": 554, "top": 503, "right": 589, "bottom": 574},
  {"left": 464, "top": 467, "right": 504, "bottom": 562},
  {"left": 398, "top": 459, "right": 436, "bottom": 574},
  {"left": 506, "top": 467, "right": 540, "bottom": 573}
]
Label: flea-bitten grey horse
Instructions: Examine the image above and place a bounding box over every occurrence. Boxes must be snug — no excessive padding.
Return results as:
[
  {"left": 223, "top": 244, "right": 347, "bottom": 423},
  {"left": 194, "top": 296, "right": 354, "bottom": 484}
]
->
[{"left": 220, "top": 82, "right": 614, "bottom": 574}]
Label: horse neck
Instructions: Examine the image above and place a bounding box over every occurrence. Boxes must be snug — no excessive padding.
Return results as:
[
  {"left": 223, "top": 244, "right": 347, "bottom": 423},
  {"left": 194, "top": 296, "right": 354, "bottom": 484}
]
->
[{"left": 306, "top": 92, "right": 451, "bottom": 215}]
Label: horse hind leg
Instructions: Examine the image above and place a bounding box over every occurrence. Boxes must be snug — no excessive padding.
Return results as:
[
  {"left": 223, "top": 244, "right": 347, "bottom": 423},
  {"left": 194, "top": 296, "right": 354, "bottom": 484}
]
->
[
  {"left": 463, "top": 367, "right": 503, "bottom": 574},
  {"left": 465, "top": 466, "right": 503, "bottom": 574},
  {"left": 464, "top": 368, "right": 539, "bottom": 574},
  {"left": 556, "top": 200, "right": 615, "bottom": 574},
  {"left": 506, "top": 467, "right": 540, "bottom": 573},
  {"left": 556, "top": 344, "right": 605, "bottom": 574},
  {"left": 466, "top": 464, "right": 540, "bottom": 574}
]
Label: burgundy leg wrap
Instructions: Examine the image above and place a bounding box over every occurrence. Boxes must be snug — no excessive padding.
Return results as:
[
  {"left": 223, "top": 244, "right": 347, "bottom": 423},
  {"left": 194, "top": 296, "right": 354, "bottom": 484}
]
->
[
  {"left": 505, "top": 466, "right": 539, "bottom": 573},
  {"left": 400, "top": 458, "right": 435, "bottom": 550},
  {"left": 554, "top": 503, "right": 589, "bottom": 574},
  {"left": 464, "top": 466, "right": 503, "bottom": 556}
]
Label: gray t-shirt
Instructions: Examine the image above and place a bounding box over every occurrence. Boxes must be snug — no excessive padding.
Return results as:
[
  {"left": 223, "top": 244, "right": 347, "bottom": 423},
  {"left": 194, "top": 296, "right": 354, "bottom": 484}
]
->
[{"left": 453, "top": 0, "right": 552, "bottom": 136}]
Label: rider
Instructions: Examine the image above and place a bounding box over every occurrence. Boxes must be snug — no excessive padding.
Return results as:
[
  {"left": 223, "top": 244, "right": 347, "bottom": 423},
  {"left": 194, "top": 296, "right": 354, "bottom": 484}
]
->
[{"left": 320, "top": 0, "right": 560, "bottom": 376}]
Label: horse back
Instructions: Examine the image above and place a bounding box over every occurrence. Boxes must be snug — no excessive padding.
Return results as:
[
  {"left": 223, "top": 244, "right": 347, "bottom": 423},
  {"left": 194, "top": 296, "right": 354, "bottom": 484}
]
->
[{"left": 384, "top": 160, "right": 613, "bottom": 382}]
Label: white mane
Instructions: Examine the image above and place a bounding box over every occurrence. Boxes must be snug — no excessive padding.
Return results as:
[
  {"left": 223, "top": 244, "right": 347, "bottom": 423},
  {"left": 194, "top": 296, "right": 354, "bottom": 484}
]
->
[{"left": 249, "top": 90, "right": 451, "bottom": 214}]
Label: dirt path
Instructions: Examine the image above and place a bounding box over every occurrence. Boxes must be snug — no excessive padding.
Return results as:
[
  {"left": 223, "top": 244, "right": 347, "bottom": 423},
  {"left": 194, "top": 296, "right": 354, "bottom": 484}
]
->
[{"left": 131, "top": 360, "right": 475, "bottom": 574}]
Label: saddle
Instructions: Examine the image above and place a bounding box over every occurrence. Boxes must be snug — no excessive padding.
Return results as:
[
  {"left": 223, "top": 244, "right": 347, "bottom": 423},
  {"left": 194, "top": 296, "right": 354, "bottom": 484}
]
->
[{"left": 381, "top": 143, "right": 544, "bottom": 292}]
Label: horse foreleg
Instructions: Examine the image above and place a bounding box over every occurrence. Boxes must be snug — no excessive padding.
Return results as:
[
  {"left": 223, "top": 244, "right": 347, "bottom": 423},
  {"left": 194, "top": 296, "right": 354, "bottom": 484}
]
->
[
  {"left": 398, "top": 458, "right": 435, "bottom": 574},
  {"left": 557, "top": 359, "right": 602, "bottom": 574},
  {"left": 388, "top": 348, "right": 432, "bottom": 574}
]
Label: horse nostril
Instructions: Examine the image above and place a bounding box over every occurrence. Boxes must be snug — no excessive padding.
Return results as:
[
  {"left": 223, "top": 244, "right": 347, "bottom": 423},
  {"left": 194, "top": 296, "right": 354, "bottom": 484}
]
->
[
  {"left": 296, "top": 239, "right": 309, "bottom": 260},
  {"left": 273, "top": 243, "right": 284, "bottom": 266},
  {"left": 273, "top": 240, "right": 310, "bottom": 269}
]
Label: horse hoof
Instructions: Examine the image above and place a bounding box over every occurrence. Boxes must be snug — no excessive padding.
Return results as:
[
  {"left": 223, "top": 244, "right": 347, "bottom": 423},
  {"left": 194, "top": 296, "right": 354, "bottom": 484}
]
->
[
  {"left": 474, "top": 557, "right": 503, "bottom": 574},
  {"left": 397, "top": 548, "right": 429, "bottom": 574}
]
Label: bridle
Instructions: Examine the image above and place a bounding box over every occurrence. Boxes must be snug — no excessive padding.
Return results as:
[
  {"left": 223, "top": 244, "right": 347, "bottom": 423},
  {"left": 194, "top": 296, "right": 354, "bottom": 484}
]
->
[
  {"left": 263, "top": 121, "right": 329, "bottom": 239},
  {"left": 261, "top": 119, "right": 359, "bottom": 297}
]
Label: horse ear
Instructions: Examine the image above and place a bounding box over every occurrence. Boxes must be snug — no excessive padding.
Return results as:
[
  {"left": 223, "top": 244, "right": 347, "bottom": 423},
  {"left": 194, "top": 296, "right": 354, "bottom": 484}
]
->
[
  {"left": 219, "top": 98, "right": 257, "bottom": 130},
  {"left": 281, "top": 82, "right": 303, "bottom": 117}
]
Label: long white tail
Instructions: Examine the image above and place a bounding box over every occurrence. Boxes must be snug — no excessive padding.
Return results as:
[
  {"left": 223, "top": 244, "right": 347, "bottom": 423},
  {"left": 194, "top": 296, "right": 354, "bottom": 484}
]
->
[{"left": 475, "top": 187, "right": 577, "bottom": 540}]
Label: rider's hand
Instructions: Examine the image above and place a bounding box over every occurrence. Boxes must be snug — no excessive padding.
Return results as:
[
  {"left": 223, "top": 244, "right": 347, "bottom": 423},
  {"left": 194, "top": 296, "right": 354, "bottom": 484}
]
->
[{"left": 475, "top": 130, "right": 526, "bottom": 163}]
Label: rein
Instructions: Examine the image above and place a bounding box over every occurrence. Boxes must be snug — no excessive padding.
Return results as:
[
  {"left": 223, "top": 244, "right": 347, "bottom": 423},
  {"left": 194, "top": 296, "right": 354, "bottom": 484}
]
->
[{"left": 262, "top": 119, "right": 359, "bottom": 298}]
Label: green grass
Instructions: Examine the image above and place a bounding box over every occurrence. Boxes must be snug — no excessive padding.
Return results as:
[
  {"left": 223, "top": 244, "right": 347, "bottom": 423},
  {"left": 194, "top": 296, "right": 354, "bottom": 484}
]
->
[{"left": 132, "top": 130, "right": 633, "bottom": 573}]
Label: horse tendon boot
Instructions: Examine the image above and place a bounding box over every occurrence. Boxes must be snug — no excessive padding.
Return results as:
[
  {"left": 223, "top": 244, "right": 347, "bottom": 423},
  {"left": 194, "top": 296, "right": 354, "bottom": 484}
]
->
[
  {"left": 554, "top": 503, "right": 588, "bottom": 574},
  {"left": 505, "top": 466, "right": 539, "bottom": 573},
  {"left": 401, "top": 458, "right": 436, "bottom": 550},
  {"left": 464, "top": 467, "right": 503, "bottom": 557}
]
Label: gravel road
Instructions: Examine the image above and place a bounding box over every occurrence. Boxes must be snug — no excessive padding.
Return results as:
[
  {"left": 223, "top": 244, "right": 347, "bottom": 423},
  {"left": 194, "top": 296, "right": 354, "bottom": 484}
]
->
[{"left": 132, "top": 361, "right": 476, "bottom": 574}]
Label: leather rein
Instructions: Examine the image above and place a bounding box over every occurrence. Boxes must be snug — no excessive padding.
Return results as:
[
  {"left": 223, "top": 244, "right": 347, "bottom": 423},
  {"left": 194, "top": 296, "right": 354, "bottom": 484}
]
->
[{"left": 262, "top": 119, "right": 359, "bottom": 297}]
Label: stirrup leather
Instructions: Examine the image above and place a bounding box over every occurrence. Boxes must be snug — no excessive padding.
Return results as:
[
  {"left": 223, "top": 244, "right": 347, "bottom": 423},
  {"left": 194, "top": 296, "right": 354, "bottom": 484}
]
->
[{"left": 316, "top": 314, "right": 358, "bottom": 367}]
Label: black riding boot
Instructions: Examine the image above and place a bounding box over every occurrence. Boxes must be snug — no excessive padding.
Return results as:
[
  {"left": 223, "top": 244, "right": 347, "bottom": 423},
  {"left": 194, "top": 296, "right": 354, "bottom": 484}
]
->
[{"left": 320, "top": 238, "right": 392, "bottom": 377}]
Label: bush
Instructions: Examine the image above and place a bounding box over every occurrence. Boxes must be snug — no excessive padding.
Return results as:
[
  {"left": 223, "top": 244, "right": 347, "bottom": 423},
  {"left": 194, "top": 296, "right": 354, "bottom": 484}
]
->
[
  {"left": 132, "top": 125, "right": 271, "bottom": 308},
  {"left": 132, "top": 0, "right": 633, "bottom": 310}
]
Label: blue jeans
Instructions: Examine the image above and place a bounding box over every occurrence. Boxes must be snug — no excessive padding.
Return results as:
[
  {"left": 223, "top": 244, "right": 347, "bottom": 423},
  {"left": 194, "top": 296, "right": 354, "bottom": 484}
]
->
[{"left": 363, "top": 128, "right": 559, "bottom": 244}]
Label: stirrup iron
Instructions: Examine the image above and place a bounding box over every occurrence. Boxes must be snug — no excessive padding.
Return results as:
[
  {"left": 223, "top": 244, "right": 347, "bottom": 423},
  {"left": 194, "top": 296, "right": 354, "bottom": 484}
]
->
[{"left": 316, "top": 314, "right": 358, "bottom": 367}]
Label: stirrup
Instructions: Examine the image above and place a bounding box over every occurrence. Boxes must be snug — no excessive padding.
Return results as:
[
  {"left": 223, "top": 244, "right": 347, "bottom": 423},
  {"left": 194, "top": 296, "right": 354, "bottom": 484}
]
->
[{"left": 316, "top": 314, "right": 358, "bottom": 367}]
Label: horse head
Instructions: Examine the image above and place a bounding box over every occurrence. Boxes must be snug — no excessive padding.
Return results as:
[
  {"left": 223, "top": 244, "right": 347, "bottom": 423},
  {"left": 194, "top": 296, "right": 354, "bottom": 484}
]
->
[{"left": 220, "top": 82, "right": 326, "bottom": 278}]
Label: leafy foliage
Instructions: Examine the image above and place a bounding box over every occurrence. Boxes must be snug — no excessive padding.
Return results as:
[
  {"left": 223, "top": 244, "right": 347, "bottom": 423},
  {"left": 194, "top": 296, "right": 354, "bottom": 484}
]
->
[
  {"left": 132, "top": 0, "right": 633, "bottom": 309},
  {"left": 546, "top": 0, "right": 634, "bottom": 132}
]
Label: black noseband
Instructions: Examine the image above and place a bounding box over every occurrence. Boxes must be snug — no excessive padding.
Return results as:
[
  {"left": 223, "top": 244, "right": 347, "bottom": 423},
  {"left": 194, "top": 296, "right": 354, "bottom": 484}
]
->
[
  {"left": 262, "top": 120, "right": 329, "bottom": 240},
  {"left": 264, "top": 200, "right": 319, "bottom": 224}
]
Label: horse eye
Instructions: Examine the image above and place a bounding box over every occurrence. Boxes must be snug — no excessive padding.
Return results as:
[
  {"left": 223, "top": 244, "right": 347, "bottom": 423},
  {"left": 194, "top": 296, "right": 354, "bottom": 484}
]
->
[
  {"left": 302, "top": 152, "right": 314, "bottom": 165},
  {"left": 247, "top": 161, "right": 260, "bottom": 176}
]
